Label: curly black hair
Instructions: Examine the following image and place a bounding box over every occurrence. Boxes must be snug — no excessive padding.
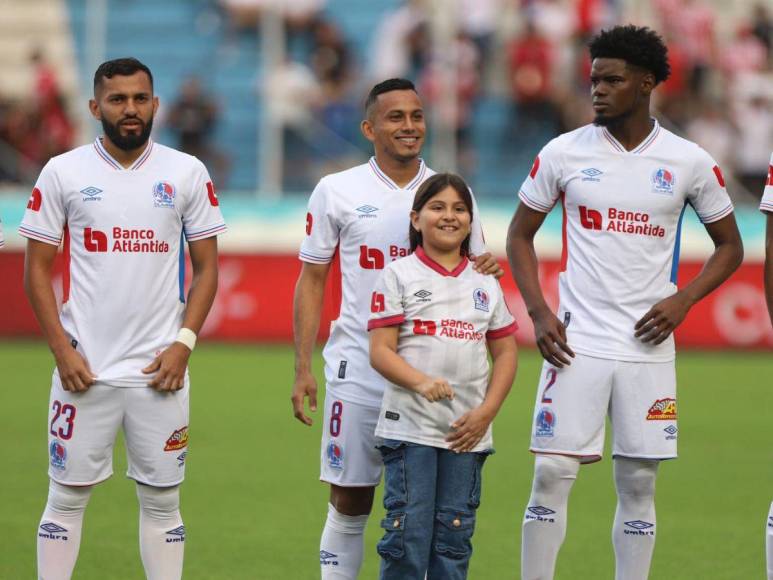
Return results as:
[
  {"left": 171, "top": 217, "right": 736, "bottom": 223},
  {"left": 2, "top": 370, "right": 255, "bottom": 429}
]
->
[{"left": 589, "top": 25, "right": 671, "bottom": 85}]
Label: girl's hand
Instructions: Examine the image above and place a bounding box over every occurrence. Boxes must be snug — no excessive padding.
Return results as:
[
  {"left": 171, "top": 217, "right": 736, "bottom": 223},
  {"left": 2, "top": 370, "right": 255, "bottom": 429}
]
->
[
  {"left": 446, "top": 406, "right": 495, "bottom": 452},
  {"left": 416, "top": 378, "right": 454, "bottom": 402}
]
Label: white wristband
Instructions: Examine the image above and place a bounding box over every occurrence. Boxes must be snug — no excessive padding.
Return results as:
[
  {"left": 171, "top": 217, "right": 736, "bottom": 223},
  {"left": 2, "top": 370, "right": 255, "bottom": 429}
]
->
[{"left": 175, "top": 328, "right": 197, "bottom": 351}]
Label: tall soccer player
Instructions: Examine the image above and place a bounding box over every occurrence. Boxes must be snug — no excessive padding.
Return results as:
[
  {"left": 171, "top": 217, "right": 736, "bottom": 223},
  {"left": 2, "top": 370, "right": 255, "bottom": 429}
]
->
[
  {"left": 761, "top": 152, "right": 773, "bottom": 579},
  {"left": 506, "top": 26, "right": 743, "bottom": 580},
  {"left": 22, "top": 58, "right": 225, "bottom": 580},
  {"left": 291, "top": 78, "right": 500, "bottom": 579}
]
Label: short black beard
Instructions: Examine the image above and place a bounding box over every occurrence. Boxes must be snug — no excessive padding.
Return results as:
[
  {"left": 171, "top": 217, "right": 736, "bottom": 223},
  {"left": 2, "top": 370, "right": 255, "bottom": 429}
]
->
[{"left": 102, "top": 116, "right": 153, "bottom": 151}]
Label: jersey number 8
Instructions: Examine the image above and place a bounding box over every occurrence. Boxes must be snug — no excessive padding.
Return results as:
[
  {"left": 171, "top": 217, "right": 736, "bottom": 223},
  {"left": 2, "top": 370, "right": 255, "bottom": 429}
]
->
[{"left": 329, "top": 401, "right": 343, "bottom": 437}]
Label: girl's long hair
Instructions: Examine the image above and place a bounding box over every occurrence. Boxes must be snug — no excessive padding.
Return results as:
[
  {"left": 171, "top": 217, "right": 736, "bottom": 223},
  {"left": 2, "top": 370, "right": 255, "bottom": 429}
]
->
[{"left": 409, "top": 172, "right": 474, "bottom": 256}]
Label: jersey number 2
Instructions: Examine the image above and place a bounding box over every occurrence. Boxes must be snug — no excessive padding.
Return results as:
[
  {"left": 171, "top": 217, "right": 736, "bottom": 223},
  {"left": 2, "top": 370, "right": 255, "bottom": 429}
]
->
[
  {"left": 50, "top": 400, "right": 76, "bottom": 440},
  {"left": 541, "top": 368, "right": 557, "bottom": 404},
  {"left": 330, "top": 401, "right": 343, "bottom": 437}
]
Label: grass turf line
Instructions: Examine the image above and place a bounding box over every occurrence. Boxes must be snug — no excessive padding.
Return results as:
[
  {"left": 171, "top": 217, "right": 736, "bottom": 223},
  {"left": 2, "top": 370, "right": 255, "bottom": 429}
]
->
[{"left": 0, "top": 341, "right": 770, "bottom": 579}]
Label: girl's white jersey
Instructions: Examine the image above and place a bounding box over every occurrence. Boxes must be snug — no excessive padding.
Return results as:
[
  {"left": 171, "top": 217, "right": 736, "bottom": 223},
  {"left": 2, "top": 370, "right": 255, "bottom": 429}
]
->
[
  {"left": 519, "top": 120, "right": 734, "bottom": 363},
  {"left": 300, "top": 158, "right": 487, "bottom": 407},
  {"left": 19, "top": 138, "right": 226, "bottom": 386},
  {"left": 760, "top": 152, "right": 773, "bottom": 213},
  {"left": 368, "top": 248, "right": 516, "bottom": 451}
]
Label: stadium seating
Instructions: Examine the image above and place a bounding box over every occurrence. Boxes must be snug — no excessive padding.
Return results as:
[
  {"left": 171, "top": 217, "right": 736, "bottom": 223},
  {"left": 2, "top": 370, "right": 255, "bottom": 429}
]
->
[{"left": 62, "top": 0, "right": 543, "bottom": 194}]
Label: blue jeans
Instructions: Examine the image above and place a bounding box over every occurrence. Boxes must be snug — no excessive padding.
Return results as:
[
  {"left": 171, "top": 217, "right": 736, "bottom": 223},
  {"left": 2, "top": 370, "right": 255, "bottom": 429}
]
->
[{"left": 377, "top": 440, "right": 491, "bottom": 580}]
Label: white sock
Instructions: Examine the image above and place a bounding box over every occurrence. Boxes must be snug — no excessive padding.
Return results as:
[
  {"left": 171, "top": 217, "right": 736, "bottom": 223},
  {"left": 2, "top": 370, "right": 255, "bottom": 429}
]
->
[
  {"left": 37, "top": 480, "right": 92, "bottom": 580},
  {"left": 137, "top": 484, "right": 184, "bottom": 580},
  {"left": 612, "top": 457, "right": 659, "bottom": 580},
  {"left": 320, "top": 503, "right": 369, "bottom": 579},
  {"left": 766, "top": 502, "right": 773, "bottom": 579},
  {"left": 521, "top": 454, "right": 580, "bottom": 580}
]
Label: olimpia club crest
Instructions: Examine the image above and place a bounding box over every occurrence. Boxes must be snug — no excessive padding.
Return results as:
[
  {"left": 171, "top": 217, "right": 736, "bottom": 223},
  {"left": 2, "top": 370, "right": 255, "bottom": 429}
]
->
[
  {"left": 473, "top": 288, "right": 489, "bottom": 312},
  {"left": 153, "top": 181, "right": 176, "bottom": 208},
  {"left": 651, "top": 168, "right": 675, "bottom": 195}
]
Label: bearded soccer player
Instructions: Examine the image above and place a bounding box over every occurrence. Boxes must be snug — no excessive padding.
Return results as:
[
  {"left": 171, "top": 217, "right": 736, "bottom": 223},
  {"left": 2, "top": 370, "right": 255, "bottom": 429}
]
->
[
  {"left": 506, "top": 26, "right": 743, "bottom": 580},
  {"left": 22, "top": 58, "right": 225, "bottom": 580},
  {"left": 762, "top": 152, "right": 773, "bottom": 579},
  {"left": 291, "top": 78, "right": 501, "bottom": 579}
]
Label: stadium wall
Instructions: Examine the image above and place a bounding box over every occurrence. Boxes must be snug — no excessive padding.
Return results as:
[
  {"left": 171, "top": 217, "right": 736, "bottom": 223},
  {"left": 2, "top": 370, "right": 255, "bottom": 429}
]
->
[{"left": 1, "top": 194, "right": 770, "bottom": 348}]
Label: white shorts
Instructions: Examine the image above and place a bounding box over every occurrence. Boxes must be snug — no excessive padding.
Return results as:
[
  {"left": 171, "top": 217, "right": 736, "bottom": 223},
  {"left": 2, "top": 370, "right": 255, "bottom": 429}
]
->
[
  {"left": 319, "top": 393, "right": 382, "bottom": 487},
  {"left": 47, "top": 374, "right": 190, "bottom": 487},
  {"left": 529, "top": 354, "right": 677, "bottom": 463}
]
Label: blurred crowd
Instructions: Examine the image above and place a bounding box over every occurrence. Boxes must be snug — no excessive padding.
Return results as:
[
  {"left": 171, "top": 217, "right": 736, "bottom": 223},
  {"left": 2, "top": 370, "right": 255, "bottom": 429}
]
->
[
  {"left": 0, "top": 0, "right": 770, "bottom": 200},
  {"left": 0, "top": 51, "right": 74, "bottom": 183},
  {"left": 215, "top": 0, "right": 772, "bottom": 198}
]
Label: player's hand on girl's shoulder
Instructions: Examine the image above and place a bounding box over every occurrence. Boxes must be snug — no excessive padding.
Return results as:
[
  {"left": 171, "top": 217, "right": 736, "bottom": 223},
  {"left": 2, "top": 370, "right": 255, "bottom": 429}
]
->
[
  {"left": 531, "top": 307, "right": 575, "bottom": 368},
  {"left": 416, "top": 377, "right": 454, "bottom": 402},
  {"left": 143, "top": 342, "right": 190, "bottom": 392},
  {"left": 54, "top": 344, "right": 97, "bottom": 392},
  {"left": 471, "top": 252, "right": 505, "bottom": 279},
  {"left": 446, "top": 405, "right": 494, "bottom": 453},
  {"left": 291, "top": 371, "right": 318, "bottom": 426}
]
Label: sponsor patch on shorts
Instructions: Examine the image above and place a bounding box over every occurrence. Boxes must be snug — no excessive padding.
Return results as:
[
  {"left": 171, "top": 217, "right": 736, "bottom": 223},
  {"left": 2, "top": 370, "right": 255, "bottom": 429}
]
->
[
  {"left": 646, "top": 398, "right": 677, "bottom": 420},
  {"left": 164, "top": 426, "right": 189, "bottom": 451}
]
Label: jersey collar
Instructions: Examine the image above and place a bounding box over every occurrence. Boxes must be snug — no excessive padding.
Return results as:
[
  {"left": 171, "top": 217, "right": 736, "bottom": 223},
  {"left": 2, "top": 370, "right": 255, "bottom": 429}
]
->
[
  {"left": 368, "top": 156, "right": 427, "bottom": 190},
  {"left": 599, "top": 119, "right": 661, "bottom": 154},
  {"left": 94, "top": 137, "right": 154, "bottom": 170},
  {"left": 415, "top": 246, "right": 468, "bottom": 277}
]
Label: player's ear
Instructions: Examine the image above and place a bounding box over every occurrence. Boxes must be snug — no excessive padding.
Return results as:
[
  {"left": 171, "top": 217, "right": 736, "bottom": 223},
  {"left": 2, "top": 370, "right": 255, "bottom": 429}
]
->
[
  {"left": 361, "top": 119, "right": 375, "bottom": 143},
  {"left": 88, "top": 99, "right": 101, "bottom": 120},
  {"left": 152, "top": 95, "right": 160, "bottom": 116},
  {"left": 640, "top": 71, "right": 656, "bottom": 97}
]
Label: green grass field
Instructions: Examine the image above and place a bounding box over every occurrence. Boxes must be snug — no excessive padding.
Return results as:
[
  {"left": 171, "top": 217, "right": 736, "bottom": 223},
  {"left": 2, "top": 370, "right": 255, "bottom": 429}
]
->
[{"left": 1, "top": 341, "right": 771, "bottom": 579}]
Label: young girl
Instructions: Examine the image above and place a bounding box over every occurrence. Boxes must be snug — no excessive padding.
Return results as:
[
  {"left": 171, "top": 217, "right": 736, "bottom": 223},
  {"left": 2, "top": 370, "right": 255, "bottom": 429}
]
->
[{"left": 368, "top": 173, "right": 518, "bottom": 580}]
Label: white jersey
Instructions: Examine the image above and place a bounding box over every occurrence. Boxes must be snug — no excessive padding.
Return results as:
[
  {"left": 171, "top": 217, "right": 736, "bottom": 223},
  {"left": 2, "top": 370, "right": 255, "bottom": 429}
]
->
[
  {"left": 19, "top": 137, "right": 226, "bottom": 386},
  {"left": 300, "top": 157, "right": 487, "bottom": 407},
  {"left": 369, "top": 247, "right": 517, "bottom": 451},
  {"left": 760, "top": 152, "right": 773, "bottom": 214},
  {"left": 519, "top": 120, "right": 733, "bottom": 362}
]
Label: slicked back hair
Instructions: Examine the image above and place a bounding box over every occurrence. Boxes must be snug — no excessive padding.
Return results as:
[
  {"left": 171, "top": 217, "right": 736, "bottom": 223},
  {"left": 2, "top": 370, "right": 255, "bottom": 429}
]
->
[
  {"left": 410, "top": 173, "right": 474, "bottom": 256},
  {"left": 589, "top": 25, "right": 671, "bottom": 85},
  {"left": 365, "top": 78, "right": 417, "bottom": 118},
  {"left": 94, "top": 57, "right": 154, "bottom": 93}
]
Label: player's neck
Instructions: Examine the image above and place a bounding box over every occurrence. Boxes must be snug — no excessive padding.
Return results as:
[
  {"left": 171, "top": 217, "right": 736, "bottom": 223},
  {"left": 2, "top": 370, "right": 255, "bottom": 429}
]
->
[
  {"left": 420, "top": 244, "right": 465, "bottom": 272},
  {"left": 374, "top": 154, "right": 421, "bottom": 188},
  {"left": 605, "top": 113, "right": 654, "bottom": 152},
  {"left": 100, "top": 136, "right": 150, "bottom": 168}
]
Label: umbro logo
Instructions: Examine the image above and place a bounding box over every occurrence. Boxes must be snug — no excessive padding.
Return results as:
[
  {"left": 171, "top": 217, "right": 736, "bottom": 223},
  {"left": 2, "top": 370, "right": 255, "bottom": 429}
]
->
[
  {"left": 414, "top": 289, "right": 432, "bottom": 302},
  {"left": 527, "top": 506, "right": 555, "bottom": 516},
  {"left": 165, "top": 525, "right": 185, "bottom": 543},
  {"left": 581, "top": 168, "right": 603, "bottom": 182},
  {"left": 663, "top": 425, "right": 677, "bottom": 435},
  {"left": 38, "top": 522, "right": 69, "bottom": 541},
  {"left": 320, "top": 550, "right": 339, "bottom": 566},
  {"left": 356, "top": 205, "right": 378, "bottom": 218},
  {"left": 80, "top": 186, "right": 103, "bottom": 201},
  {"left": 40, "top": 523, "right": 67, "bottom": 534},
  {"left": 624, "top": 520, "right": 654, "bottom": 530}
]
